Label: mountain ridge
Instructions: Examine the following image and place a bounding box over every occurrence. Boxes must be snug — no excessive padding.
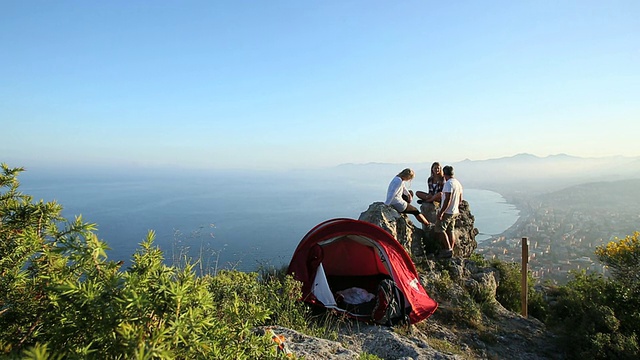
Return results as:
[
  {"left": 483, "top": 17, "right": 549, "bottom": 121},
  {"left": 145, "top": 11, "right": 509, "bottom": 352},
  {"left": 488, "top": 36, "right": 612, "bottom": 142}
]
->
[{"left": 330, "top": 154, "right": 640, "bottom": 195}]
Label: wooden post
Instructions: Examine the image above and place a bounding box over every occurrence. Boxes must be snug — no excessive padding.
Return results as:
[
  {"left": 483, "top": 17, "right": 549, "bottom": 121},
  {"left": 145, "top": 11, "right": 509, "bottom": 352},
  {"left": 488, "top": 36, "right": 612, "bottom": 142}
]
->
[{"left": 521, "top": 237, "right": 529, "bottom": 318}]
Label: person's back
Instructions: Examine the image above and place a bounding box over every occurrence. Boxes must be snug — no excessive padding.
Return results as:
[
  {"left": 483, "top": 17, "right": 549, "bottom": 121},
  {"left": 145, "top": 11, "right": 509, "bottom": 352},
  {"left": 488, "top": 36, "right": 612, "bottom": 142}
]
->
[
  {"left": 384, "top": 168, "right": 430, "bottom": 226},
  {"left": 442, "top": 177, "right": 463, "bottom": 215}
]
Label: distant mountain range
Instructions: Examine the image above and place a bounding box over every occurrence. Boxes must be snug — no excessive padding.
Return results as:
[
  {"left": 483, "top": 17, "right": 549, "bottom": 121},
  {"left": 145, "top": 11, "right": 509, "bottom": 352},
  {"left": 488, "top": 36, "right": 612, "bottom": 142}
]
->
[{"left": 330, "top": 154, "right": 640, "bottom": 195}]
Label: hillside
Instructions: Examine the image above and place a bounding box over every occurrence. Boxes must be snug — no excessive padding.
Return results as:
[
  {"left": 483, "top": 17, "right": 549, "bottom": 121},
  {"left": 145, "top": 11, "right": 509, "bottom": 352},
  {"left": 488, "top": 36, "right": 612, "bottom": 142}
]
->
[
  {"left": 538, "top": 179, "right": 640, "bottom": 210},
  {"left": 479, "top": 178, "right": 640, "bottom": 284}
]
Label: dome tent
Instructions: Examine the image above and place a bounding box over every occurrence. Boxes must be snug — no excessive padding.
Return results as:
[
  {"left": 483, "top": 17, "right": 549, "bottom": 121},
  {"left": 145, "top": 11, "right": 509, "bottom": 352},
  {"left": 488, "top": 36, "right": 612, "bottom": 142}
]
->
[{"left": 287, "top": 218, "right": 437, "bottom": 324}]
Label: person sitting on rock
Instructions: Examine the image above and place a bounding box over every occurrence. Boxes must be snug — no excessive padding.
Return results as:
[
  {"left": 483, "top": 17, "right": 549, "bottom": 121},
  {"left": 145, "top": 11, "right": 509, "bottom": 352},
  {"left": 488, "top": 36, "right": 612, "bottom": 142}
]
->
[
  {"left": 416, "top": 162, "right": 444, "bottom": 205},
  {"left": 416, "top": 162, "right": 444, "bottom": 224},
  {"left": 384, "top": 168, "right": 430, "bottom": 226}
]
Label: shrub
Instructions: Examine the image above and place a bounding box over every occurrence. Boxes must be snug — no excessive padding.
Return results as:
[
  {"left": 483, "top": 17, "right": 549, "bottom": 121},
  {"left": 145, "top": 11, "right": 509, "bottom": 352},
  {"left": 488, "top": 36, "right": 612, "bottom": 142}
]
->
[
  {"left": 489, "top": 257, "right": 547, "bottom": 320},
  {"left": 0, "top": 164, "right": 300, "bottom": 359},
  {"left": 595, "top": 232, "right": 640, "bottom": 332},
  {"left": 545, "top": 233, "right": 640, "bottom": 359},
  {"left": 549, "top": 269, "right": 639, "bottom": 359},
  {"left": 596, "top": 232, "right": 640, "bottom": 290},
  {"left": 490, "top": 259, "right": 521, "bottom": 312}
]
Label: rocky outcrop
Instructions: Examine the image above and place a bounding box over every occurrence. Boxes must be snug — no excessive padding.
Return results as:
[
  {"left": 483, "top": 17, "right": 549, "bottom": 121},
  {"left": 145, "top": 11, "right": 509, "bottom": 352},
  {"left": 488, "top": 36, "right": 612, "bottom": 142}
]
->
[
  {"left": 263, "top": 199, "right": 563, "bottom": 359},
  {"left": 358, "top": 201, "right": 479, "bottom": 259},
  {"left": 257, "top": 325, "right": 457, "bottom": 360},
  {"left": 255, "top": 326, "right": 359, "bottom": 359},
  {"left": 259, "top": 295, "right": 561, "bottom": 359},
  {"left": 357, "top": 202, "right": 424, "bottom": 256}
]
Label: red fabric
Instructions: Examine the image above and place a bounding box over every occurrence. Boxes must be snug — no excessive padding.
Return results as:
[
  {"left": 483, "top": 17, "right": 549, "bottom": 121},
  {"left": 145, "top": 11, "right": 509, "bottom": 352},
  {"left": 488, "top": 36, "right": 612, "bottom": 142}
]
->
[{"left": 287, "top": 218, "right": 438, "bottom": 324}]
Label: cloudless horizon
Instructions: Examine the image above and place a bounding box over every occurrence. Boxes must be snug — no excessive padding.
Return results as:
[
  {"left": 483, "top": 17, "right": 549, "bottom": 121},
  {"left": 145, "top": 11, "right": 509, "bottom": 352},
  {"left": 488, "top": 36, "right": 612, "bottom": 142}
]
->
[{"left": 3, "top": 1, "right": 639, "bottom": 171}]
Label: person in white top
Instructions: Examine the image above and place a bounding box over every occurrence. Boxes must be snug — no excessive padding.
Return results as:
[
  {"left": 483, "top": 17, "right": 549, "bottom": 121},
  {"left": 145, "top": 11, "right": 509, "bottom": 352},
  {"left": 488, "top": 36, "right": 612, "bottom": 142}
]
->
[
  {"left": 384, "top": 168, "right": 430, "bottom": 225},
  {"left": 435, "top": 165, "right": 463, "bottom": 258}
]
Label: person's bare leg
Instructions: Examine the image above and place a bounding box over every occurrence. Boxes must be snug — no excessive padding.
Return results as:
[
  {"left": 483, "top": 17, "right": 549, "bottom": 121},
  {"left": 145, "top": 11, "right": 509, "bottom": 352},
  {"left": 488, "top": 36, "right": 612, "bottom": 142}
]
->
[
  {"left": 438, "top": 231, "right": 450, "bottom": 250},
  {"left": 405, "top": 204, "right": 430, "bottom": 225},
  {"left": 415, "top": 213, "right": 430, "bottom": 225},
  {"left": 446, "top": 229, "right": 455, "bottom": 250}
]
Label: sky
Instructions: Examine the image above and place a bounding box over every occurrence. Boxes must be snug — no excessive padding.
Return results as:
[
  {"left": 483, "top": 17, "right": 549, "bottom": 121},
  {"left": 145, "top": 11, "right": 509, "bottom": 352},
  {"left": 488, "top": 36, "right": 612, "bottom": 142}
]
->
[{"left": 2, "top": 1, "right": 639, "bottom": 171}]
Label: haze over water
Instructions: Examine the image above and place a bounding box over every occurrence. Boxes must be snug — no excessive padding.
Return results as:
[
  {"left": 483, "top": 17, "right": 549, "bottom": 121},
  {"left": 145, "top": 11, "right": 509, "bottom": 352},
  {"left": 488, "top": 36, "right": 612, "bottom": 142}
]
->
[{"left": 20, "top": 170, "right": 518, "bottom": 272}]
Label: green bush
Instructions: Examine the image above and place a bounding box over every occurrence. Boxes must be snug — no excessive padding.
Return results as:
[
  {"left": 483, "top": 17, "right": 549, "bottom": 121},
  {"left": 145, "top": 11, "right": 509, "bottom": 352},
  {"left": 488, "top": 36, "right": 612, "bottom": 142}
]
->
[
  {"left": 489, "top": 257, "right": 547, "bottom": 321},
  {"left": 0, "top": 164, "right": 308, "bottom": 359},
  {"left": 549, "top": 268, "right": 640, "bottom": 359},
  {"left": 490, "top": 259, "right": 521, "bottom": 312}
]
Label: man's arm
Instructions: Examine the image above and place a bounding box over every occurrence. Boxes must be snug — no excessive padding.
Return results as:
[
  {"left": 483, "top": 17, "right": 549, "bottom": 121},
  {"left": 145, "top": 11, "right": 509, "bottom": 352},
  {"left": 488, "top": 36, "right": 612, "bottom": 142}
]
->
[{"left": 439, "top": 191, "right": 451, "bottom": 219}]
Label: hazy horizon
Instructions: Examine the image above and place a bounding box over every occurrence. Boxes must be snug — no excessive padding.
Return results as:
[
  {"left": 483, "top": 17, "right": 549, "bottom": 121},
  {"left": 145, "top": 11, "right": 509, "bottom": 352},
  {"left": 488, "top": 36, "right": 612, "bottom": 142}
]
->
[{"left": 3, "top": 1, "right": 639, "bottom": 171}]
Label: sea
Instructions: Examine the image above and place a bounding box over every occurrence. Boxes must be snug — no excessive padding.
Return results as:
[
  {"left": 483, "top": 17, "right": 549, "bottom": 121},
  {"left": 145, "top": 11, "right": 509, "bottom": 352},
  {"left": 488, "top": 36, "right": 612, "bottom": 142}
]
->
[{"left": 18, "top": 169, "right": 519, "bottom": 272}]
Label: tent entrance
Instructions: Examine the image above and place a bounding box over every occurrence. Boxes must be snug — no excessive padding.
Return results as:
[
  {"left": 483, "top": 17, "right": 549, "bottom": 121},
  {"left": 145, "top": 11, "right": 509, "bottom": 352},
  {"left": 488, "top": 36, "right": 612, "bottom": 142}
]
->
[
  {"left": 327, "top": 273, "right": 392, "bottom": 317},
  {"left": 313, "top": 268, "right": 391, "bottom": 318},
  {"left": 311, "top": 235, "right": 395, "bottom": 318}
]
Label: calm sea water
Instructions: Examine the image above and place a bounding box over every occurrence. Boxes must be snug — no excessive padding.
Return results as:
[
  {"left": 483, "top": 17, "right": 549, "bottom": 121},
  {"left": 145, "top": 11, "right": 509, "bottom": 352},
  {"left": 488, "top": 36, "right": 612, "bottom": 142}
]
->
[{"left": 19, "top": 170, "right": 518, "bottom": 272}]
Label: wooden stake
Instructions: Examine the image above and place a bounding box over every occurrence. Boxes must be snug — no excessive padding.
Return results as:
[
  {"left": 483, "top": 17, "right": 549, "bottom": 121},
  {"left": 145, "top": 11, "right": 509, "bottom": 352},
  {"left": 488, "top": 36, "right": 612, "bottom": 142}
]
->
[{"left": 521, "top": 237, "right": 529, "bottom": 318}]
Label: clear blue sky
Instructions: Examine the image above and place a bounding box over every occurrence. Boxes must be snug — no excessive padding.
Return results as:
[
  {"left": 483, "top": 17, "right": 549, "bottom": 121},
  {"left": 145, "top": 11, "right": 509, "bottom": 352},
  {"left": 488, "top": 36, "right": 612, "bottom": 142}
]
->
[{"left": 2, "top": 1, "right": 639, "bottom": 171}]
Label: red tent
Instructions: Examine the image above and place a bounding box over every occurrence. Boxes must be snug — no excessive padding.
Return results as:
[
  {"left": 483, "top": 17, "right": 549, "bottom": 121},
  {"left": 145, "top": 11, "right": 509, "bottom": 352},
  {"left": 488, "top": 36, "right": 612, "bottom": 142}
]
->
[{"left": 287, "top": 218, "right": 437, "bottom": 324}]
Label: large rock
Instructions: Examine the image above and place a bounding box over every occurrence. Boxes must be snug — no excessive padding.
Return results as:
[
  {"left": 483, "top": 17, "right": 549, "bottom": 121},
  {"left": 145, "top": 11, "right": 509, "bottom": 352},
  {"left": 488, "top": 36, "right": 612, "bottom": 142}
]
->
[
  {"left": 256, "top": 326, "right": 358, "bottom": 359},
  {"left": 358, "top": 200, "right": 479, "bottom": 259},
  {"left": 357, "top": 202, "right": 425, "bottom": 256}
]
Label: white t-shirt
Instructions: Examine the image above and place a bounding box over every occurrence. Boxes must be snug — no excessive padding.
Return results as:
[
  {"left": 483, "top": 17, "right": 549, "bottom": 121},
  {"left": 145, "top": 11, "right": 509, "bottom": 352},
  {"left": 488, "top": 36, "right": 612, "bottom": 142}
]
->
[
  {"left": 442, "top": 178, "right": 463, "bottom": 214},
  {"left": 385, "top": 176, "right": 409, "bottom": 212}
]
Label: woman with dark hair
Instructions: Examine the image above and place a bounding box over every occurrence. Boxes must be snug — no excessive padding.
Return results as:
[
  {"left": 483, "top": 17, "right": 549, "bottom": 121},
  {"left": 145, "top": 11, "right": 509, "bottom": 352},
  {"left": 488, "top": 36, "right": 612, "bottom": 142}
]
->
[
  {"left": 416, "top": 162, "right": 444, "bottom": 205},
  {"left": 384, "top": 168, "right": 430, "bottom": 225}
]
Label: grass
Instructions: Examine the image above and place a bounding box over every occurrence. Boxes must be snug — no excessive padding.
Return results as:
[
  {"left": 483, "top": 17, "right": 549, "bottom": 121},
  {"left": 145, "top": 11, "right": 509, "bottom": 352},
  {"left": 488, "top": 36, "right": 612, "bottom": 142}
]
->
[{"left": 423, "top": 337, "right": 472, "bottom": 358}]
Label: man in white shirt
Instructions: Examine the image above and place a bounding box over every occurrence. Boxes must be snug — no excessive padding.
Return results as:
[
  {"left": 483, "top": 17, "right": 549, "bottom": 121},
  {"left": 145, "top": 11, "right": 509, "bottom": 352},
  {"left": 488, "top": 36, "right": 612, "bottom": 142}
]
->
[{"left": 435, "top": 165, "right": 463, "bottom": 258}]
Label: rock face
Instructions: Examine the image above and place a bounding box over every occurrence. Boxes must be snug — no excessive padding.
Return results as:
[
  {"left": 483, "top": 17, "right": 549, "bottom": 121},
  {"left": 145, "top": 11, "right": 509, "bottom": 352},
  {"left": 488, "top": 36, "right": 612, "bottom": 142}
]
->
[
  {"left": 357, "top": 202, "right": 424, "bottom": 256},
  {"left": 358, "top": 201, "right": 479, "bottom": 259},
  {"left": 258, "top": 325, "right": 457, "bottom": 360}
]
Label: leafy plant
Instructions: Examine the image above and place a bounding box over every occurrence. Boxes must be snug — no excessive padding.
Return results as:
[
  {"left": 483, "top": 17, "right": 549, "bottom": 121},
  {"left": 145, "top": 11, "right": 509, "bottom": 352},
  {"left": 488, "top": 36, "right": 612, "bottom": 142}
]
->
[
  {"left": 546, "top": 232, "right": 640, "bottom": 360},
  {"left": 488, "top": 257, "right": 547, "bottom": 320},
  {"left": 0, "top": 164, "right": 306, "bottom": 359}
]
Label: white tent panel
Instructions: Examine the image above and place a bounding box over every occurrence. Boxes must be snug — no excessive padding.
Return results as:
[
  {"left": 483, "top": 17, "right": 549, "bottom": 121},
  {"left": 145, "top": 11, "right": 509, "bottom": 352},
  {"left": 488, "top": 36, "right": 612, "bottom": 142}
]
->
[{"left": 312, "top": 263, "right": 337, "bottom": 307}]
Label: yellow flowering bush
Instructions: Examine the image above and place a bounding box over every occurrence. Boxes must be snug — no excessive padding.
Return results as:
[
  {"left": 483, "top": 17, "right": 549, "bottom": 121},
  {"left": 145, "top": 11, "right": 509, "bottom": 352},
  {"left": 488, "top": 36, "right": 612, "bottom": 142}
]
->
[{"left": 596, "top": 232, "right": 640, "bottom": 288}]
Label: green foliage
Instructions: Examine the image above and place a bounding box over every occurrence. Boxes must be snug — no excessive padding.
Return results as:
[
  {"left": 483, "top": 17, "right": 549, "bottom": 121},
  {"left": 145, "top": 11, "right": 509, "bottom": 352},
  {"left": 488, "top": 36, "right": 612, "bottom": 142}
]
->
[
  {"left": 490, "top": 259, "right": 521, "bottom": 312},
  {"left": 469, "top": 252, "right": 489, "bottom": 267},
  {"left": 358, "top": 352, "right": 383, "bottom": 360},
  {"left": 258, "top": 267, "right": 309, "bottom": 330},
  {"left": 431, "top": 270, "right": 454, "bottom": 299},
  {"left": 427, "top": 263, "right": 485, "bottom": 328},
  {"left": 0, "top": 164, "right": 310, "bottom": 359},
  {"left": 527, "top": 285, "right": 548, "bottom": 322},
  {"left": 489, "top": 257, "right": 547, "bottom": 321},
  {"left": 596, "top": 232, "right": 640, "bottom": 292},
  {"left": 549, "top": 268, "right": 639, "bottom": 359},
  {"left": 452, "top": 293, "right": 483, "bottom": 328}
]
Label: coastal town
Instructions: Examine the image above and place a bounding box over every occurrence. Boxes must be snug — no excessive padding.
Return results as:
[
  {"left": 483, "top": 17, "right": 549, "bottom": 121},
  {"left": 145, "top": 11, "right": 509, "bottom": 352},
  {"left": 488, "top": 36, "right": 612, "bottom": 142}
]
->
[{"left": 476, "top": 180, "right": 640, "bottom": 284}]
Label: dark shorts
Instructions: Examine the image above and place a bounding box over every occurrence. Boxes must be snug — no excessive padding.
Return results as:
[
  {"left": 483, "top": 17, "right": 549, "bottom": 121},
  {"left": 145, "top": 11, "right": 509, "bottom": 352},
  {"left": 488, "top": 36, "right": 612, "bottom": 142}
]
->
[
  {"left": 402, "top": 208, "right": 421, "bottom": 216},
  {"left": 435, "top": 213, "right": 457, "bottom": 233}
]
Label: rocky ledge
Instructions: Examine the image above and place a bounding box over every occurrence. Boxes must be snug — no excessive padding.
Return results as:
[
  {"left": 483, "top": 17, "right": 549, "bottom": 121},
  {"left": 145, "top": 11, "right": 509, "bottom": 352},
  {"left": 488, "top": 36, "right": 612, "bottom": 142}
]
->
[
  {"left": 358, "top": 200, "right": 478, "bottom": 259},
  {"left": 272, "top": 202, "right": 563, "bottom": 359}
]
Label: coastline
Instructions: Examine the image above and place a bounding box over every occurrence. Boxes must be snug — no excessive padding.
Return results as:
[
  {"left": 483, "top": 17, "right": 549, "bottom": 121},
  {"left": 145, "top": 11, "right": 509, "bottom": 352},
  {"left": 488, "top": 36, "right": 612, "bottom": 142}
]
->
[
  {"left": 466, "top": 188, "right": 521, "bottom": 244},
  {"left": 474, "top": 187, "right": 529, "bottom": 245}
]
